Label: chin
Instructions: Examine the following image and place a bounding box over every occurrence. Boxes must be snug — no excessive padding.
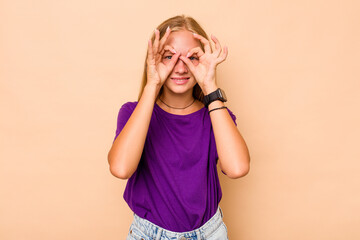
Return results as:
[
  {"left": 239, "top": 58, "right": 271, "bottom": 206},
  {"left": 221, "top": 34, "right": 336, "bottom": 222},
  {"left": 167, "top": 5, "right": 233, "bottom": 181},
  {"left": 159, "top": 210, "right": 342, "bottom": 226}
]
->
[
  {"left": 166, "top": 84, "right": 196, "bottom": 95},
  {"left": 164, "top": 78, "right": 196, "bottom": 94},
  {"left": 167, "top": 87, "right": 193, "bottom": 95}
]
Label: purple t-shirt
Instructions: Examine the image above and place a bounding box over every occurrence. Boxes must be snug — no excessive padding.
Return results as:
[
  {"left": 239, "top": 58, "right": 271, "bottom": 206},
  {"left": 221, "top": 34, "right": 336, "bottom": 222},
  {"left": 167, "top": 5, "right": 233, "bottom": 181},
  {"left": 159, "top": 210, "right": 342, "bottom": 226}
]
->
[{"left": 113, "top": 101, "right": 237, "bottom": 232}]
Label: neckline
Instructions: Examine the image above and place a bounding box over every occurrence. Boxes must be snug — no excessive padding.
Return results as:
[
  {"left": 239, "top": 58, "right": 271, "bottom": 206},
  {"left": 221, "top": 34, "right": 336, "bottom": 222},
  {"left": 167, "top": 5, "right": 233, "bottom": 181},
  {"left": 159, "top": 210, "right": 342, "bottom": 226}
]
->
[{"left": 154, "top": 102, "right": 206, "bottom": 118}]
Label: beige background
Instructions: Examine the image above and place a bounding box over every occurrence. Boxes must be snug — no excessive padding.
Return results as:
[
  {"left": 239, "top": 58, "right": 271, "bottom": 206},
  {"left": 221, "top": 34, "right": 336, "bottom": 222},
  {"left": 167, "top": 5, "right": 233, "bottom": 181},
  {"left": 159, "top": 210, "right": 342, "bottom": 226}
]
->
[{"left": 1, "top": 0, "right": 359, "bottom": 239}]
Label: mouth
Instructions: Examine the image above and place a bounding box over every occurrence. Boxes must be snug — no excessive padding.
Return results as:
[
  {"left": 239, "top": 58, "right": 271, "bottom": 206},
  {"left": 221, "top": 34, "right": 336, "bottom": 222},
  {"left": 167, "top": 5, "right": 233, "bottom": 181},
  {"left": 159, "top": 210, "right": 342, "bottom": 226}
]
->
[{"left": 171, "top": 77, "right": 190, "bottom": 85}]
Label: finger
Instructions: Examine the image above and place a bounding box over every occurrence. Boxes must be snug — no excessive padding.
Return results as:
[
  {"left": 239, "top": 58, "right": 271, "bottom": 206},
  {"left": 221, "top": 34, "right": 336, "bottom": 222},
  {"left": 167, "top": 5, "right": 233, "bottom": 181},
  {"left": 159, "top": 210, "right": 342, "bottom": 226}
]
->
[
  {"left": 167, "top": 52, "right": 181, "bottom": 72},
  {"left": 147, "top": 39, "right": 155, "bottom": 65},
  {"left": 192, "top": 33, "right": 212, "bottom": 53},
  {"left": 179, "top": 55, "right": 196, "bottom": 74},
  {"left": 159, "top": 26, "right": 172, "bottom": 52},
  {"left": 215, "top": 46, "right": 228, "bottom": 65},
  {"left": 211, "top": 34, "right": 222, "bottom": 58},
  {"left": 161, "top": 45, "right": 177, "bottom": 57},
  {"left": 186, "top": 47, "right": 205, "bottom": 58},
  {"left": 153, "top": 29, "right": 160, "bottom": 54}
]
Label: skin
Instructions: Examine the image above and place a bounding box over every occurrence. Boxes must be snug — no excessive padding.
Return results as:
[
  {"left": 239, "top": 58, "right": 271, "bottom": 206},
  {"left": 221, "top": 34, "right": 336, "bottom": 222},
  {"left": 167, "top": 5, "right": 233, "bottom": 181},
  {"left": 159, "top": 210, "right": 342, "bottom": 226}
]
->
[{"left": 108, "top": 27, "right": 250, "bottom": 179}]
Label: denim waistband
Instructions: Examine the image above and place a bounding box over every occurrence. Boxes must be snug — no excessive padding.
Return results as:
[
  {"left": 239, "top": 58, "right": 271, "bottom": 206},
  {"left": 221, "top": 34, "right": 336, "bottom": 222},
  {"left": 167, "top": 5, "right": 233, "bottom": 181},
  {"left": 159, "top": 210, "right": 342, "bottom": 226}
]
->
[{"left": 131, "top": 206, "right": 224, "bottom": 240}]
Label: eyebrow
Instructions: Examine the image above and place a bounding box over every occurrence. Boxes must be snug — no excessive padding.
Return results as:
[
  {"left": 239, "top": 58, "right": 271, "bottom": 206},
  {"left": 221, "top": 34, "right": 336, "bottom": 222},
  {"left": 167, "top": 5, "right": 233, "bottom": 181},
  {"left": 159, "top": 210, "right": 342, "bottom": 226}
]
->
[{"left": 163, "top": 45, "right": 198, "bottom": 55}]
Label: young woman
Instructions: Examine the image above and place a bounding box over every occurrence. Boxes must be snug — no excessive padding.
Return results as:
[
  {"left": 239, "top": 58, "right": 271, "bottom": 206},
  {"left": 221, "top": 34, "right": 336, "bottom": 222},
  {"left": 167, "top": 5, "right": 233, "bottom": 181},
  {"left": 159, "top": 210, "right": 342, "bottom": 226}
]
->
[{"left": 108, "top": 15, "right": 250, "bottom": 240}]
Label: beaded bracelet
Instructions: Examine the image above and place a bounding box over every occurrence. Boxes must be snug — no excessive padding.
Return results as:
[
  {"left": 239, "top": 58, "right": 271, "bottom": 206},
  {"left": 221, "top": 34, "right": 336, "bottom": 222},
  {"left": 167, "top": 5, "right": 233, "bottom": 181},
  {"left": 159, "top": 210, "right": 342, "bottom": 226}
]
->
[{"left": 208, "top": 106, "right": 227, "bottom": 114}]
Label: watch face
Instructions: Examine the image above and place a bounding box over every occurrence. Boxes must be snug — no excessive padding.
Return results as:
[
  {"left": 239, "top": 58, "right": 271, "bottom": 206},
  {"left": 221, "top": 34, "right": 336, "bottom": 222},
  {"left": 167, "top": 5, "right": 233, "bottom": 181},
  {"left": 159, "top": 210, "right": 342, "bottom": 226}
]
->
[{"left": 220, "top": 89, "right": 227, "bottom": 101}]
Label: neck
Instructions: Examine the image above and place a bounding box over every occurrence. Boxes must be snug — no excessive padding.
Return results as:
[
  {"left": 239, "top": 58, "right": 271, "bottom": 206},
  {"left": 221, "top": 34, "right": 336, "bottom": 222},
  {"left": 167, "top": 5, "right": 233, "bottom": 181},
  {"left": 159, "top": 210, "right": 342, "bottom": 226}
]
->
[
  {"left": 157, "top": 87, "right": 199, "bottom": 115},
  {"left": 158, "top": 88, "right": 195, "bottom": 110}
]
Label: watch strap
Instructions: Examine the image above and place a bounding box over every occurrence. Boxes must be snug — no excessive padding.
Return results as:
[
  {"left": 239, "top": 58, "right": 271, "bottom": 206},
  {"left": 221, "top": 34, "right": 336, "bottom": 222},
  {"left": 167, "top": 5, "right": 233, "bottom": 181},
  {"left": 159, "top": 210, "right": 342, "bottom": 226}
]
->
[{"left": 203, "top": 88, "right": 227, "bottom": 108}]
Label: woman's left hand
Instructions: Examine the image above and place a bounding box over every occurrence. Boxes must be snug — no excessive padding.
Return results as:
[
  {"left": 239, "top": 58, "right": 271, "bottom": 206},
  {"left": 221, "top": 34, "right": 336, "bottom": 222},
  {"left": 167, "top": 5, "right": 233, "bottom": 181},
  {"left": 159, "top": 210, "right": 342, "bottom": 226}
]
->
[{"left": 179, "top": 33, "right": 228, "bottom": 95}]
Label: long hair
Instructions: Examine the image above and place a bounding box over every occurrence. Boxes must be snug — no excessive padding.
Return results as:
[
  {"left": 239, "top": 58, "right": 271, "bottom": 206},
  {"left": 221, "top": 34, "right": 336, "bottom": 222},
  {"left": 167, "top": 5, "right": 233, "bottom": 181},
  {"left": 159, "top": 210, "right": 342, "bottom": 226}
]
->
[{"left": 137, "top": 15, "right": 210, "bottom": 102}]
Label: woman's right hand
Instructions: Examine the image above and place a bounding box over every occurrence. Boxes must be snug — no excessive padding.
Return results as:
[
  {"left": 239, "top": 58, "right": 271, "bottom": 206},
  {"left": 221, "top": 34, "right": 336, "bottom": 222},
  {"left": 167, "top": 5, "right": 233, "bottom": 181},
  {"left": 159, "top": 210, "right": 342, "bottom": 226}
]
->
[{"left": 146, "top": 27, "right": 180, "bottom": 90}]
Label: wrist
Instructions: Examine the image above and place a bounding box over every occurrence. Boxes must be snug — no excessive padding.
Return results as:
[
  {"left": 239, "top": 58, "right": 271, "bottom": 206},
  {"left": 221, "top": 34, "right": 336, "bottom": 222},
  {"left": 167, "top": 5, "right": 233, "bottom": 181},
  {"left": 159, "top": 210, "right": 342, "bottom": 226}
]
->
[
  {"left": 202, "top": 87, "right": 227, "bottom": 108},
  {"left": 202, "top": 83, "right": 218, "bottom": 95},
  {"left": 208, "top": 100, "right": 225, "bottom": 109},
  {"left": 144, "top": 83, "right": 161, "bottom": 98}
]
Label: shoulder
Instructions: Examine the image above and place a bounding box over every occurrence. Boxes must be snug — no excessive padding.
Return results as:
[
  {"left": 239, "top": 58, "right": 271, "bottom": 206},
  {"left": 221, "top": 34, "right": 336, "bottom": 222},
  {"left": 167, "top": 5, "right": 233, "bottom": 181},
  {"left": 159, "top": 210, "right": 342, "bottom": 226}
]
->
[
  {"left": 120, "top": 101, "right": 138, "bottom": 110},
  {"left": 116, "top": 101, "right": 138, "bottom": 121},
  {"left": 118, "top": 101, "right": 138, "bottom": 114}
]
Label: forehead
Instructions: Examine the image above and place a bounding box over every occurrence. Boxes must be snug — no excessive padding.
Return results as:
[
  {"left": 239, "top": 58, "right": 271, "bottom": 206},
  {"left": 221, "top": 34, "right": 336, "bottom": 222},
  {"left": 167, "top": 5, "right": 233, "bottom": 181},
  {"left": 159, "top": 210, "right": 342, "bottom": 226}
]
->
[{"left": 163, "top": 30, "right": 201, "bottom": 52}]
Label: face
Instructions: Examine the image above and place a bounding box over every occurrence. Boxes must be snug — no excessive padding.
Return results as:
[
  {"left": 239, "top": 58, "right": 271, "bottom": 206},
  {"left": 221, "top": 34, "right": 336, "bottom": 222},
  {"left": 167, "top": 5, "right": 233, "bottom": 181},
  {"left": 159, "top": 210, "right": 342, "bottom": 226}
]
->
[{"left": 161, "top": 30, "right": 201, "bottom": 95}]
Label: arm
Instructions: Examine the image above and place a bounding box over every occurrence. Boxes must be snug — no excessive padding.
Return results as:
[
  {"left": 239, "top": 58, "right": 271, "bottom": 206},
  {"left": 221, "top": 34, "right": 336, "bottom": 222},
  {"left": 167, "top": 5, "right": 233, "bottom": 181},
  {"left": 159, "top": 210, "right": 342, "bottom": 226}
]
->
[
  {"left": 107, "top": 84, "right": 158, "bottom": 179},
  {"left": 107, "top": 27, "right": 180, "bottom": 179},
  {"left": 179, "top": 33, "right": 250, "bottom": 179},
  {"left": 207, "top": 95, "right": 251, "bottom": 179}
]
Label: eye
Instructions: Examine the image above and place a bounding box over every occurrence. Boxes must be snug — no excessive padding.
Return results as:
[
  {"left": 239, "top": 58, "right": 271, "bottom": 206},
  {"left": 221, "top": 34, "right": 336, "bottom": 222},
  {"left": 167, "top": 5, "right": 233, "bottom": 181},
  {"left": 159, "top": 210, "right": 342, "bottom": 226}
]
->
[
  {"left": 164, "top": 56, "right": 172, "bottom": 60},
  {"left": 189, "top": 56, "right": 199, "bottom": 61}
]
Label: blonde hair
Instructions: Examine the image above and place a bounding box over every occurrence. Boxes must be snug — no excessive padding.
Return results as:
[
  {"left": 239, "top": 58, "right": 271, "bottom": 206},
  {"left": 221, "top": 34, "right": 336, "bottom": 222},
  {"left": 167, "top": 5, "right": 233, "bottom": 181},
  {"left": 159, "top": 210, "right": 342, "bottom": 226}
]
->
[{"left": 138, "top": 14, "right": 210, "bottom": 101}]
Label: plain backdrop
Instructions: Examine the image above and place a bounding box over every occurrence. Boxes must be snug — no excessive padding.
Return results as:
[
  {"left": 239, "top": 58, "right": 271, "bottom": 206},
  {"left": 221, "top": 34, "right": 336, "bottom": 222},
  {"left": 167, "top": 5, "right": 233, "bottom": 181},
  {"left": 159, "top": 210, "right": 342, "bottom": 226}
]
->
[{"left": 1, "top": 0, "right": 359, "bottom": 239}]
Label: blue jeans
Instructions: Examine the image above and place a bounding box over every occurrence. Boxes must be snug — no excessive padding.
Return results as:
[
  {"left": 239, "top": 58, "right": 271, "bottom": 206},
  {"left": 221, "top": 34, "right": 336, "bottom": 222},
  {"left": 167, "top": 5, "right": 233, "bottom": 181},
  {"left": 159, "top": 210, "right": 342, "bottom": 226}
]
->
[{"left": 126, "top": 206, "right": 229, "bottom": 240}]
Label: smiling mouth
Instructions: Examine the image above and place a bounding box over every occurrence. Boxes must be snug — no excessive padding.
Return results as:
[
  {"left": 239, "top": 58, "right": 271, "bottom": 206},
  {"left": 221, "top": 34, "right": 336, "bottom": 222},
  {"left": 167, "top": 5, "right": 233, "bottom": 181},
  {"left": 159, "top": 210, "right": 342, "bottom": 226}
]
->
[
  {"left": 171, "top": 77, "right": 190, "bottom": 80},
  {"left": 171, "top": 77, "right": 190, "bottom": 85}
]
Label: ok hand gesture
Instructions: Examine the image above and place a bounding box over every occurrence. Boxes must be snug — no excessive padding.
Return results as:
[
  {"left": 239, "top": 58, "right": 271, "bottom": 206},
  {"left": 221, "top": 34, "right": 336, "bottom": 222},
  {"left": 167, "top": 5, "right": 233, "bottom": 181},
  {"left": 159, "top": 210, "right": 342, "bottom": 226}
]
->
[
  {"left": 146, "top": 27, "right": 180, "bottom": 90},
  {"left": 179, "top": 33, "right": 228, "bottom": 95}
]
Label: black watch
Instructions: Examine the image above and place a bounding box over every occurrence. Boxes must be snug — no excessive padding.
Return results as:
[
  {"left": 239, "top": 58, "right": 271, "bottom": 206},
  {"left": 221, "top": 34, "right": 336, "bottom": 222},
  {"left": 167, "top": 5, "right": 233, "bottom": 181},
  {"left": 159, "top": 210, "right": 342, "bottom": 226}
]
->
[{"left": 203, "top": 88, "right": 227, "bottom": 108}]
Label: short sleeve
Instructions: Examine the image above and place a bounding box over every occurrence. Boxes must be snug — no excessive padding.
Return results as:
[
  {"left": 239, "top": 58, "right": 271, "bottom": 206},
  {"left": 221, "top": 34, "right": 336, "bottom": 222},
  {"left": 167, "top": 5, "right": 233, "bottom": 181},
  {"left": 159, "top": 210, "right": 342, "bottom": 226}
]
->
[
  {"left": 112, "top": 102, "right": 138, "bottom": 143},
  {"left": 215, "top": 107, "right": 237, "bottom": 175},
  {"left": 226, "top": 108, "right": 237, "bottom": 126}
]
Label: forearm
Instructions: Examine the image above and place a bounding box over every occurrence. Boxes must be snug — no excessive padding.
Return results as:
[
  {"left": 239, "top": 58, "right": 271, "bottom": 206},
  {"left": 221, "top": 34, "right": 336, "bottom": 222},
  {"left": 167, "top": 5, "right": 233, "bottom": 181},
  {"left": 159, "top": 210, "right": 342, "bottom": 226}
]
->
[
  {"left": 108, "top": 84, "right": 159, "bottom": 179},
  {"left": 208, "top": 100, "right": 250, "bottom": 179}
]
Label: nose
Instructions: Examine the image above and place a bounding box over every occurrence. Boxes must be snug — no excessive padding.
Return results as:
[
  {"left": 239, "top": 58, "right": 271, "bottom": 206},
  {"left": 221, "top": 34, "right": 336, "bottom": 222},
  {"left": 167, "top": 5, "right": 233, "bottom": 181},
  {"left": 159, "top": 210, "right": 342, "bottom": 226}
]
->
[{"left": 174, "top": 57, "right": 188, "bottom": 73}]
